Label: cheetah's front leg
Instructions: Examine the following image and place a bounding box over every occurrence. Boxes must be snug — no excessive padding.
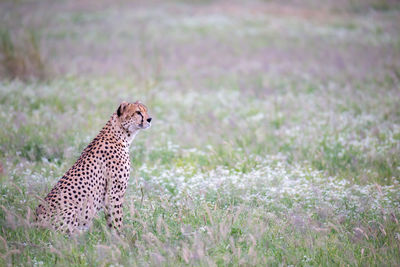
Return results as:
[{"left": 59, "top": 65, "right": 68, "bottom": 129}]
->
[{"left": 105, "top": 180, "right": 127, "bottom": 232}]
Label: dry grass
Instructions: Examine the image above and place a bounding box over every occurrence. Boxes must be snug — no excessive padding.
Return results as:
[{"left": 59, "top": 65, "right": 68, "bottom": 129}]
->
[{"left": 0, "top": 28, "right": 48, "bottom": 81}]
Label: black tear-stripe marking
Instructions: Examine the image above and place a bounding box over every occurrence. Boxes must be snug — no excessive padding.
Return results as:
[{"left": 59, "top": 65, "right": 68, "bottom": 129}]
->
[{"left": 138, "top": 112, "right": 143, "bottom": 125}]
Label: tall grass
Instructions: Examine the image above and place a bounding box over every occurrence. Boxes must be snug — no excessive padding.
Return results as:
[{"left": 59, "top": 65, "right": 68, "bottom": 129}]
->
[{"left": 0, "top": 28, "right": 48, "bottom": 81}]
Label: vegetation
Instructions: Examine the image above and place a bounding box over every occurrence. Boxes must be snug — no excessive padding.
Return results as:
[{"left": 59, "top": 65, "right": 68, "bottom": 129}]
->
[{"left": 0, "top": 0, "right": 399, "bottom": 266}]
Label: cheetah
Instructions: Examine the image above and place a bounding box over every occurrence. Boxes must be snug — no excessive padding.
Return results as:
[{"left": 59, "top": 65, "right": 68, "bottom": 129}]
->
[{"left": 35, "top": 101, "right": 151, "bottom": 233}]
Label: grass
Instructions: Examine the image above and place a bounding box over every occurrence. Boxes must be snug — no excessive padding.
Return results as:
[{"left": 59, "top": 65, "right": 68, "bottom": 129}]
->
[
  {"left": 0, "top": 28, "right": 48, "bottom": 81},
  {"left": 0, "top": 0, "right": 399, "bottom": 266}
]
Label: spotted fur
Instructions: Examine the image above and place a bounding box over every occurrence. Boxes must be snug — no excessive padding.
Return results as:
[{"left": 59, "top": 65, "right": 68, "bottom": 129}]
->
[{"left": 35, "top": 101, "right": 152, "bottom": 233}]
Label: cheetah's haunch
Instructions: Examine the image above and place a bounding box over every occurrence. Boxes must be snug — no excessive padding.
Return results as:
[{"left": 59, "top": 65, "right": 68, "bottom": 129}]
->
[{"left": 35, "top": 101, "right": 151, "bottom": 233}]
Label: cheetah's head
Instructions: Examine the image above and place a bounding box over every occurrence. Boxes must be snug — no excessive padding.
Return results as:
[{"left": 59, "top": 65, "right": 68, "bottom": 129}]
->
[{"left": 117, "top": 101, "right": 152, "bottom": 132}]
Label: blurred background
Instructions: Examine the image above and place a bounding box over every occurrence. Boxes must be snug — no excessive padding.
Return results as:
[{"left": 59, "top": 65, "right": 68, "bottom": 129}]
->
[{"left": 1, "top": 0, "right": 399, "bottom": 81}]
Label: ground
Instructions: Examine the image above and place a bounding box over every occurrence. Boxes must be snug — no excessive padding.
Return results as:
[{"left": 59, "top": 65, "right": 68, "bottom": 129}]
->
[{"left": 0, "top": 0, "right": 399, "bottom": 266}]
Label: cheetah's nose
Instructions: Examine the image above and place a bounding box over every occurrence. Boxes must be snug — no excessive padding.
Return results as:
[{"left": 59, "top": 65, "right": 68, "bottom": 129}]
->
[{"left": 147, "top": 118, "right": 152, "bottom": 123}]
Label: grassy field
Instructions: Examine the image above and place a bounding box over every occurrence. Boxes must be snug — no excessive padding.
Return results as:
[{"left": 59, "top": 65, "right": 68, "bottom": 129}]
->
[{"left": 1, "top": 0, "right": 400, "bottom": 266}]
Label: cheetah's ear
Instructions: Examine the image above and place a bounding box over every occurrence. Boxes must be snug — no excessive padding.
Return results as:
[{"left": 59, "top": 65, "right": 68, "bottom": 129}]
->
[{"left": 117, "top": 101, "right": 129, "bottom": 117}]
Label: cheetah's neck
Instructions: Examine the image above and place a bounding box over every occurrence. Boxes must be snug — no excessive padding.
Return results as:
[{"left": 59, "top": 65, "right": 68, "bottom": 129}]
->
[{"left": 103, "top": 113, "right": 139, "bottom": 148}]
